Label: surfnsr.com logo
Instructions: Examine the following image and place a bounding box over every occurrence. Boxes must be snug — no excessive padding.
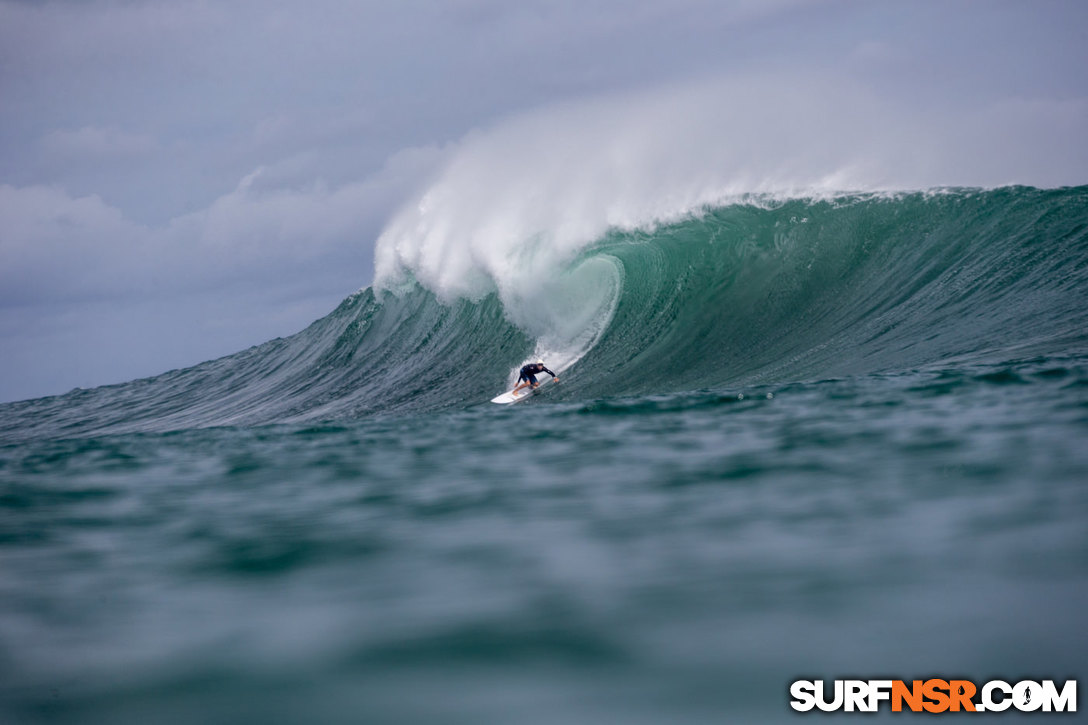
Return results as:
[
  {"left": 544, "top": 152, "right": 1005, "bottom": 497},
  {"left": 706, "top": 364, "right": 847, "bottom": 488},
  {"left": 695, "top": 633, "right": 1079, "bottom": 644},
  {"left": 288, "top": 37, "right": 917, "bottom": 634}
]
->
[{"left": 790, "top": 679, "right": 1077, "bottom": 713}]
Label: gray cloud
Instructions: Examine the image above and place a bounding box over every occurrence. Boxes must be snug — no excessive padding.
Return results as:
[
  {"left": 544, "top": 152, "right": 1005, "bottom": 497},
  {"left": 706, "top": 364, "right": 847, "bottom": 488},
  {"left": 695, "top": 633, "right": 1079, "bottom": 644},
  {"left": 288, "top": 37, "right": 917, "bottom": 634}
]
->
[{"left": 41, "top": 127, "right": 158, "bottom": 161}]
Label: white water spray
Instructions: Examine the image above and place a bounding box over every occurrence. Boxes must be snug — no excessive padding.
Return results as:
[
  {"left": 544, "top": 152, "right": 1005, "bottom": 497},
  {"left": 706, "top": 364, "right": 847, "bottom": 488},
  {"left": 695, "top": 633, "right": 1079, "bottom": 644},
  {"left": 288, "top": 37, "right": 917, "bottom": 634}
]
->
[{"left": 373, "top": 73, "right": 1087, "bottom": 375}]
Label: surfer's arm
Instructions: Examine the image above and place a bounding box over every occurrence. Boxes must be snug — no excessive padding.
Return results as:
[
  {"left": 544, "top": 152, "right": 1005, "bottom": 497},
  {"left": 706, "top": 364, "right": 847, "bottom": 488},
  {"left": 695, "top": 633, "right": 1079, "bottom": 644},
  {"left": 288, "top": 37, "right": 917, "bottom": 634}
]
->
[{"left": 542, "top": 366, "right": 558, "bottom": 380}]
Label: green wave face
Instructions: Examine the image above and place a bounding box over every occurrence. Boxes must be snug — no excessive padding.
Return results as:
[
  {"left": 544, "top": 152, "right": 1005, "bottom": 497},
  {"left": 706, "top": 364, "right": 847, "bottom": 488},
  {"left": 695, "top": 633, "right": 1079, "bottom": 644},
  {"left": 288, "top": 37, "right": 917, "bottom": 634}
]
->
[
  {"left": 581, "top": 187, "right": 1088, "bottom": 396},
  {"left": 3, "top": 186, "right": 1087, "bottom": 439}
]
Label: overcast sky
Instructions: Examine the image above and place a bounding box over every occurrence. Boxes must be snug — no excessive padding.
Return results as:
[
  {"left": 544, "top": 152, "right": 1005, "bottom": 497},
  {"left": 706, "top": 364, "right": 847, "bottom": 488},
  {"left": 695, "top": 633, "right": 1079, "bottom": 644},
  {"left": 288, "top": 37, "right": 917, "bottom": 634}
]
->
[{"left": 1, "top": 0, "right": 1086, "bottom": 403}]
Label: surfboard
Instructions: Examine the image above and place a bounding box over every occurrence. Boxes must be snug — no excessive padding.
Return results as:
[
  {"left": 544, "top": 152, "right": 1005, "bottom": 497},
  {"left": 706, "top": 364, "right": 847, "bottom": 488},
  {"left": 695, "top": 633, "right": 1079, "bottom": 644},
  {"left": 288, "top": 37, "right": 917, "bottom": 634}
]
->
[{"left": 490, "top": 373, "right": 555, "bottom": 404}]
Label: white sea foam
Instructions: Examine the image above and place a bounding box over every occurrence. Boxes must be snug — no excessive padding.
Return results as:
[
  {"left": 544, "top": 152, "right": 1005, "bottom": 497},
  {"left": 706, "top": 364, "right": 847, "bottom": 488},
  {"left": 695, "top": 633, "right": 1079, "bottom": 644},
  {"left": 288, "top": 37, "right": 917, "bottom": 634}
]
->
[{"left": 373, "top": 76, "right": 867, "bottom": 369}]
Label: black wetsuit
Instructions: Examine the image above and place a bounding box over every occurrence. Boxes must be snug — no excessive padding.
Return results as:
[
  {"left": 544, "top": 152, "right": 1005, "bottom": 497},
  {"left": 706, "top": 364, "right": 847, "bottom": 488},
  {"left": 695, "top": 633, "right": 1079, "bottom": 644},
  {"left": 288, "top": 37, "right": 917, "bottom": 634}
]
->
[{"left": 518, "top": 363, "right": 556, "bottom": 386}]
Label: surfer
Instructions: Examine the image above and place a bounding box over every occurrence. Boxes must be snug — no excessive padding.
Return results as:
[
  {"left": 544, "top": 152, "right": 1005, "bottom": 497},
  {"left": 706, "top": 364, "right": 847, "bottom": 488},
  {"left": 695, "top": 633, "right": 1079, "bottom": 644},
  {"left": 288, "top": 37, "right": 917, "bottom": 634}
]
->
[{"left": 512, "top": 359, "right": 558, "bottom": 396}]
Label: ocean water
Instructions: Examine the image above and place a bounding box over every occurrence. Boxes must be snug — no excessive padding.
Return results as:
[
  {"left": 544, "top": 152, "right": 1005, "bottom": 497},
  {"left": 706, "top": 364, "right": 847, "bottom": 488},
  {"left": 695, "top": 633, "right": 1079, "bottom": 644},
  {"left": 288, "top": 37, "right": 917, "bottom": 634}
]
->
[{"left": 2, "top": 187, "right": 1087, "bottom": 723}]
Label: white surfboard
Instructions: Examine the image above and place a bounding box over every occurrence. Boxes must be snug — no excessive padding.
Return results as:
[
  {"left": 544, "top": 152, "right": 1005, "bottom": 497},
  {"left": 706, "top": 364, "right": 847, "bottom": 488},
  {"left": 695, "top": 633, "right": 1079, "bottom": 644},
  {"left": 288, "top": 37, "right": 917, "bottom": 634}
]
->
[{"left": 490, "top": 373, "right": 556, "bottom": 404}]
